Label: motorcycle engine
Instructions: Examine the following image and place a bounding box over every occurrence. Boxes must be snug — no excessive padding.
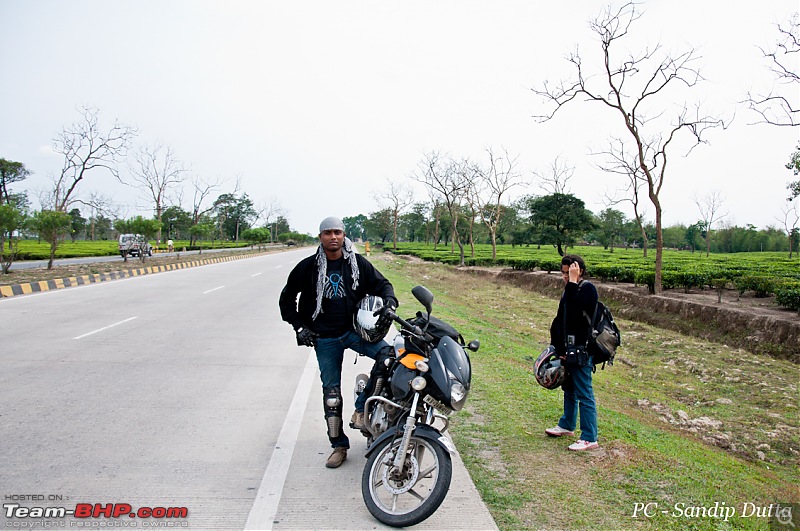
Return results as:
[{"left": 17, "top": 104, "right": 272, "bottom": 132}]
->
[{"left": 370, "top": 403, "right": 390, "bottom": 434}]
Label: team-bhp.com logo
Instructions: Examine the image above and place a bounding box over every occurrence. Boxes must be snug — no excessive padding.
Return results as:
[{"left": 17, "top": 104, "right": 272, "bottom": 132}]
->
[{"left": 4, "top": 502, "right": 188, "bottom": 520}]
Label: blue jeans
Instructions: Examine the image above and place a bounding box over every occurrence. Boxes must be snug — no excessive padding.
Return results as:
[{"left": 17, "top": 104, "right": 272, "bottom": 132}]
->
[
  {"left": 314, "top": 330, "right": 390, "bottom": 448},
  {"left": 558, "top": 357, "right": 597, "bottom": 443}
]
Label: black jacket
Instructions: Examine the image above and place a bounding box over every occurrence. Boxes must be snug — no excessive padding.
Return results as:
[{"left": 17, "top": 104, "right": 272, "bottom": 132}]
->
[
  {"left": 279, "top": 252, "right": 397, "bottom": 332},
  {"left": 550, "top": 280, "right": 598, "bottom": 355}
]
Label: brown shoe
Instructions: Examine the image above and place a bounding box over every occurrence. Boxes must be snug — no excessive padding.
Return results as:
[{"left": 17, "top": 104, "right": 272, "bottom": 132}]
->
[
  {"left": 326, "top": 447, "right": 347, "bottom": 469},
  {"left": 350, "top": 411, "right": 365, "bottom": 430}
]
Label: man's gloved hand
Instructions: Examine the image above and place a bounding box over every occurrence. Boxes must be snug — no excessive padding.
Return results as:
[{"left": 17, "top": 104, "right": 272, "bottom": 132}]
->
[
  {"left": 375, "top": 297, "right": 398, "bottom": 320},
  {"left": 296, "top": 326, "right": 318, "bottom": 347}
]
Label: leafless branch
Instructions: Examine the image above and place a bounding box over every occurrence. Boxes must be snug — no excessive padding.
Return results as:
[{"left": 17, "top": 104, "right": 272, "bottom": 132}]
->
[
  {"left": 532, "top": 1, "right": 726, "bottom": 293},
  {"left": 744, "top": 14, "right": 800, "bottom": 126},
  {"left": 52, "top": 106, "right": 137, "bottom": 212},
  {"left": 127, "top": 143, "right": 187, "bottom": 236},
  {"left": 373, "top": 178, "right": 414, "bottom": 249},
  {"left": 534, "top": 155, "right": 575, "bottom": 195},
  {"left": 694, "top": 190, "right": 728, "bottom": 256}
]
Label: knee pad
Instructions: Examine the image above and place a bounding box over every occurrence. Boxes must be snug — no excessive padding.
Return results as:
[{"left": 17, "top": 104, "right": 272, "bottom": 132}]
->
[
  {"left": 323, "top": 387, "right": 343, "bottom": 438},
  {"left": 324, "top": 386, "right": 342, "bottom": 411}
]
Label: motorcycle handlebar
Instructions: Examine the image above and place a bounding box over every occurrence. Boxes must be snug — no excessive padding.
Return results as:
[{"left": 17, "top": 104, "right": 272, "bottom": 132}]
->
[
  {"left": 387, "top": 310, "right": 421, "bottom": 335},
  {"left": 386, "top": 309, "right": 433, "bottom": 343}
]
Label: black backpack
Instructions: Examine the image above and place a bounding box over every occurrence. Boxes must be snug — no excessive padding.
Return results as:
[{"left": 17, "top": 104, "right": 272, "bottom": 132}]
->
[{"left": 583, "top": 300, "right": 621, "bottom": 370}]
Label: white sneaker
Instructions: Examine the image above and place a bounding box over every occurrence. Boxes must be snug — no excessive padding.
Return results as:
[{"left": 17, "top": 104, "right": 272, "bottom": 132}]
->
[
  {"left": 545, "top": 426, "right": 575, "bottom": 437},
  {"left": 568, "top": 439, "right": 599, "bottom": 451}
]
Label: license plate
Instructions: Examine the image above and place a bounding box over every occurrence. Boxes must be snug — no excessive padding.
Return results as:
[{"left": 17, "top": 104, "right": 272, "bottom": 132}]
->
[{"left": 423, "top": 394, "right": 453, "bottom": 415}]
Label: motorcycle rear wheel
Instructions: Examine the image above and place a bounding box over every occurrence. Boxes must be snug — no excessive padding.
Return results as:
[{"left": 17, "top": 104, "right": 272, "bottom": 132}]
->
[{"left": 362, "top": 434, "right": 452, "bottom": 527}]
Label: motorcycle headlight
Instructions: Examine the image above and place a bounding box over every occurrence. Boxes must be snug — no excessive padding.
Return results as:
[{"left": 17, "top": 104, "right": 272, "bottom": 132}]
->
[
  {"left": 411, "top": 376, "right": 427, "bottom": 391},
  {"left": 450, "top": 382, "right": 467, "bottom": 403},
  {"left": 414, "top": 359, "right": 429, "bottom": 373}
]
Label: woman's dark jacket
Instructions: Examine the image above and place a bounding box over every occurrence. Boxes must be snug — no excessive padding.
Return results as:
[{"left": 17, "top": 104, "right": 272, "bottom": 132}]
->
[
  {"left": 549, "top": 280, "right": 599, "bottom": 355},
  {"left": 279, "top": 252, "right": 397, "bottom": 332}
]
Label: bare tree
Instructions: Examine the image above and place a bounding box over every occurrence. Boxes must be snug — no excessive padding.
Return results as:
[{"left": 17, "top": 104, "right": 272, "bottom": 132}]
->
[
  {"left": 127, "top": 143, "right": 186, "bottom": 243},
  {"left": 414, "top": 152, "right": 471, "bottom": 265},
  {"left": 745, "top": 14, "right": 799, "bottom": 127},
  {"left": 374, "top": 179, "right": 414, "bottom": 250},
  {"left": 533, "top": 2, "right": 726, "bottom": 294},
  {"left": 74, "top": 192, "right": 117, "bottom": 241},
  {"left": 694, "top": 190, "right": 728, "bottom": 257},
  {"left": 189, "top": 174, "right": 223, "bottom": 246},
  {"left": 456, "top": 158, "right": 484, "bottom": 258},
  {"left": 595, "top": 138, "right": 650, "bottom": 256},
  {"left": 476, "top": 147, "right": 523, "bottom": 260},
  {"left": 426, "top": 190, "right": 445, "bottom": 249},
  {"left": 50, "top": 106, "right": 137, "bottom": 212},
  {"left": 464, "top": 170, "right": 481, "bottom": 259},
  {"left": 253, "top": 197, "right": 284, "bottom": 242},
  {"left": 779, "top": 200, "right": 800, "bottom": 258},
  {"left": 535, "top": 155, "right": 574, "bottom": 195}
]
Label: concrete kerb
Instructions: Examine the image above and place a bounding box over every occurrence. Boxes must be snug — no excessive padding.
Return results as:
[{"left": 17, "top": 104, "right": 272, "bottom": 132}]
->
[{"left": 0, "top": 251, "right": 273, "bottom": 298}]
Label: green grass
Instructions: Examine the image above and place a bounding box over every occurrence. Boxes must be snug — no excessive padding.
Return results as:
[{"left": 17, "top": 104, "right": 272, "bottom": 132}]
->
[{"left": 370, "top": 252, "right": 799, "bottom": 531}]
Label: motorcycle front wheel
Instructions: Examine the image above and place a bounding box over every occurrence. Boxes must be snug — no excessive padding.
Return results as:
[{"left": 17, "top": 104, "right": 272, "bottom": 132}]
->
[{"left": 362, "top": 434, "right": 452, "bottom": 527}]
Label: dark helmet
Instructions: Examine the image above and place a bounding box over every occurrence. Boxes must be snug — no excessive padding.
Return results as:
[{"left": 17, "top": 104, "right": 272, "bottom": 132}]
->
[
  {"left": 354, "top": 295, "right": 392, "bottom": 342},
  {"left": 534, "top": 345, "right": 565, "bottom": 390}
]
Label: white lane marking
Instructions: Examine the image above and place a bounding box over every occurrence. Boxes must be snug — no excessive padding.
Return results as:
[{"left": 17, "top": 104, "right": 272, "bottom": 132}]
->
[
  {"left": 245, "top": 351, "right": 317, "bottom": 531},
  {"left": 274, "top": 265, "right": 282, "bottom": 269},
  {"left": 251, "top": 273, "right": 262, "bottom": 277},
  {"left": 203, "top": 286, "right": 225, "bottom": 294},
  {"left": 73, "top": 316, "right": 138, "bottom": 339}
]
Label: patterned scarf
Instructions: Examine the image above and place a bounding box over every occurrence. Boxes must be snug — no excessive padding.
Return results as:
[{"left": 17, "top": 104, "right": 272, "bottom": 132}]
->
[{"left": 312, "top": 236, "right": 359, "bottom": 320}]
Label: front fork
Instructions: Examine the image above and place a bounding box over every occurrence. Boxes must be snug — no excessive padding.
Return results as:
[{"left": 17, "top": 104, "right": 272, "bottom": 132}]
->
[{"left": 392, "top": 393, "right": 420, "bottom": 470}]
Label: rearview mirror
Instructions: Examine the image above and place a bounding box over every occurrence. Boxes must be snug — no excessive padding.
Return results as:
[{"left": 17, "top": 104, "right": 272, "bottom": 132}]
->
[{"left": 411, "top": 285, "right": 434, "bottom": 315}]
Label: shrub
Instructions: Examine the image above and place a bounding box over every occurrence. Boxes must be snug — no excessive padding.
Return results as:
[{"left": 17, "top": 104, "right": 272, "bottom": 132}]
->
[
  {"left": 662, "top": 270, "right": 709, "bottom": 293},
  {"left": 734, "top": 275, "right": 777, "bottom": 298},
  {"left": 510, "top": 259, "right": 539, "bottom": 271},
  {"left": 775, "top": 281, "right": 800, "bottom": 312},
  {"left": 539, "top": 260, "right": 562, "bottom": 273},
  {"left": 634, "top": 270, "right": 656, "bottom": 294}
]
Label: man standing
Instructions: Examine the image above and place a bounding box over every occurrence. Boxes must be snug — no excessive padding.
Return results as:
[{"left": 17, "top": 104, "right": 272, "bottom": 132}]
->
[{"left": 279, "top": 216, "right": 398, "bottom": 468}]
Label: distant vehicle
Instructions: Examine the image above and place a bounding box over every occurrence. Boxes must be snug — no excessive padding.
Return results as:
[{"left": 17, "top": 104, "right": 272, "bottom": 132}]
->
[{"left": 118, "top": 234, "right": 152, "bottom": 257}]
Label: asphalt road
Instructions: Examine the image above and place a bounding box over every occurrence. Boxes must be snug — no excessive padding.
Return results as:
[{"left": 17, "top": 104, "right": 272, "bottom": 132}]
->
[{"left": 0, "top": 248, "right": 497, "bottom": 530}]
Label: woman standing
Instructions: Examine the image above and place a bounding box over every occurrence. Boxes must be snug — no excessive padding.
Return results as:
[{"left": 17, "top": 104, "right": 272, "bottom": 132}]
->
[{"left": 545, "top": 255, "right": 600, "bottom": 451}]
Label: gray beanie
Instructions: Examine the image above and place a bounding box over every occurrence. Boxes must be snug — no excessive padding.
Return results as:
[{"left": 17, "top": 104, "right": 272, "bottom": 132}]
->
[{"left": 319, "top": 216, "right": 345, "bottom": 233}]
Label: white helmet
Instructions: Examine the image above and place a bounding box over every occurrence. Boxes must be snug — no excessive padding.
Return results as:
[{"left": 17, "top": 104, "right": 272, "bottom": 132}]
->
[{"left": 354, "top": 295, "right": 392, "bottom": 342}]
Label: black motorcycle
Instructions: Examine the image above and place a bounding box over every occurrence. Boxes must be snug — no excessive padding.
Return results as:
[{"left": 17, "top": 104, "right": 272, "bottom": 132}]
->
[{"left": 355, "top": 286, "right": 479, "bottom": 528}]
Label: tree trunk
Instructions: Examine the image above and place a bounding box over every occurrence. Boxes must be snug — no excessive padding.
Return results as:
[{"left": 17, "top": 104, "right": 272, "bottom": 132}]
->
[
  {"left": 393, "top": 212, "right": 398, "bottom": 250},
  {"left": 653, "top": 204, "right": 664, "bottom": 295},
  {"left": 47, "top": 241, "right": 57, "bottom": 270}
]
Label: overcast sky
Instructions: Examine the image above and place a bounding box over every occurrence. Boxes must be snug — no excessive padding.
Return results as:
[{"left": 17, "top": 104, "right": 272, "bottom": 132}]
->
[{"left": 1, "top": 1, "right": 798, "bottom": 236}]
